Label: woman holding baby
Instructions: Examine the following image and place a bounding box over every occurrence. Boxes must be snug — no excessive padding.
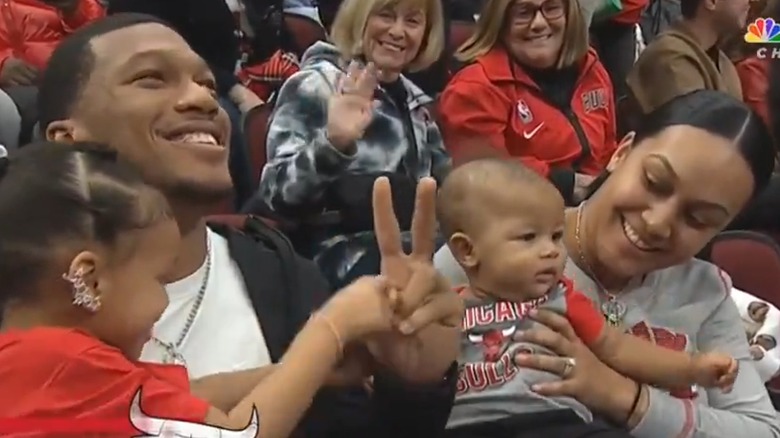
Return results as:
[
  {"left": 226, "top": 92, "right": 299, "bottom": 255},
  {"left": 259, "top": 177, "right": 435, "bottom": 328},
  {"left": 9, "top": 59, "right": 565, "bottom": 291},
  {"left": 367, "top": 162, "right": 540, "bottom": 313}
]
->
[{"left": 435, "top": 89, "right": 780, "bottom": 437}]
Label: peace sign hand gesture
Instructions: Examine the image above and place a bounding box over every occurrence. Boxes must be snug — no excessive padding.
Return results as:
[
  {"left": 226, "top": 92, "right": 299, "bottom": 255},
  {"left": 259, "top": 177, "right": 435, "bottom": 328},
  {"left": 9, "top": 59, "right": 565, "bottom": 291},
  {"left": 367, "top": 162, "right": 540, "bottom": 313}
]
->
[
  {"left": 326, "top": 62, "right": 379, "bottom": 153},
  {"left": 366, "top": 176, "right": 463, "bottom": 383}
]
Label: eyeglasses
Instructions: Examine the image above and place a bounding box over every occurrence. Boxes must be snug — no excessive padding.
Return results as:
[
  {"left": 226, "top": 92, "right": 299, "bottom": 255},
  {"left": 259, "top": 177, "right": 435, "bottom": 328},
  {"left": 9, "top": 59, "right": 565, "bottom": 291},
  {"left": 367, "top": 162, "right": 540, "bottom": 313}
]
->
[{"left": 508, "top": 0, "right": 566, "bottom": 25}]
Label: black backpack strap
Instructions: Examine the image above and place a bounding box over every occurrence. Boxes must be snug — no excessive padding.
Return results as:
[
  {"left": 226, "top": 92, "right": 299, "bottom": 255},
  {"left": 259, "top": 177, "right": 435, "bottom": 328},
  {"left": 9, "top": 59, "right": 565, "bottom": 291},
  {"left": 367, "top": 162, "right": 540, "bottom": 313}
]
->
[{"left": 243, "top": 215, "right": 300, "bottom": 296}]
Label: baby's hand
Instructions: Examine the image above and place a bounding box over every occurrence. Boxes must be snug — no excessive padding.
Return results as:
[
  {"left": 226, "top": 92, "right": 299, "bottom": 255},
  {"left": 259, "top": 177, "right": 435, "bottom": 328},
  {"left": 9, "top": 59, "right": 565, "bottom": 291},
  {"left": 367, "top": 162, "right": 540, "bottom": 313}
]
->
[{"left": 692, "top": 352, "right": 738, "bottom": 392}]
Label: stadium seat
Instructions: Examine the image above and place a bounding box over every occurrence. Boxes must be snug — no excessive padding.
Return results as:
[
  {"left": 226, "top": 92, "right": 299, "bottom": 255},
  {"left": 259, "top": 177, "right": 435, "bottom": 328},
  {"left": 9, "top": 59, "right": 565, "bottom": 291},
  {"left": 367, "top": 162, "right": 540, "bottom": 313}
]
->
[
  {"left": 707, "top": 230, "right": 780, "bottom": 404},
  {"left": 243, "top": 101, "right": 275, "bottom": 186},
  {"left": 283, "top": 13, "right": 326, "bottom": 57}
]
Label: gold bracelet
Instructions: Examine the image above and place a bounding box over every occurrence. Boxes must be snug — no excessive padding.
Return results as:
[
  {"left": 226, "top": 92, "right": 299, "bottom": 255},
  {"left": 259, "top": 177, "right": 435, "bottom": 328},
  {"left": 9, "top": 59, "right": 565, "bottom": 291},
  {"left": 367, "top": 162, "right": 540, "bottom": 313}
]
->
[
  {"left": 626, "top": 383, "right": 647, "bottom": 429},
  {"left": 312, "top": 313, "right": 344, "bottom": 360}
]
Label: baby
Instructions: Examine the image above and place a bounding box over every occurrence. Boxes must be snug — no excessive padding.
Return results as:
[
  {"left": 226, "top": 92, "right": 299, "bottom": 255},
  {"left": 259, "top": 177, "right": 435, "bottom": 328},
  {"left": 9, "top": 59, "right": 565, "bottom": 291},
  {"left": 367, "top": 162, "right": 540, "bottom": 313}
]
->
[{"left": 438, "top": 159, "right": 738, "bottom": 429}]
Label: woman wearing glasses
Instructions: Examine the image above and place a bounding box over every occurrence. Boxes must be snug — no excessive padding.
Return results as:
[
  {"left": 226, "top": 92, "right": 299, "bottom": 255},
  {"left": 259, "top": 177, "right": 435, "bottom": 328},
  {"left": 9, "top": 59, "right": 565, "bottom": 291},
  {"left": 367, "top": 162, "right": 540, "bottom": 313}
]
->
[{"left": 438, "top": 0, "right": 617, "bottom": 205}]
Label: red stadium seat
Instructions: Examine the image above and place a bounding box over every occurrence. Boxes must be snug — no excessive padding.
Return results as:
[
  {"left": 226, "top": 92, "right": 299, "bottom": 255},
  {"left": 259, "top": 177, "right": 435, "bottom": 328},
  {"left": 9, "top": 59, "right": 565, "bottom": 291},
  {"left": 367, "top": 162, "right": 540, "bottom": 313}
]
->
[
  {"left": 707, "top": 230, "right": 780, "bottom": 398},
  {"left": 283, "top": 13, "right": 326, "bottom": 57},
  {"left": 243, "top": 101, "right": 275, "bottom": 186}
]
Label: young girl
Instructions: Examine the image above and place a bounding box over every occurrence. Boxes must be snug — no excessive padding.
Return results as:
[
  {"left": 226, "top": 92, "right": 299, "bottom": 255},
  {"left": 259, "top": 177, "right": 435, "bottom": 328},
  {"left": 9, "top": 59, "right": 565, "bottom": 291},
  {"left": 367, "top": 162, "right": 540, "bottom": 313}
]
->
[{"left": 0, "top": 141, "right": 396, "bottom": 437}]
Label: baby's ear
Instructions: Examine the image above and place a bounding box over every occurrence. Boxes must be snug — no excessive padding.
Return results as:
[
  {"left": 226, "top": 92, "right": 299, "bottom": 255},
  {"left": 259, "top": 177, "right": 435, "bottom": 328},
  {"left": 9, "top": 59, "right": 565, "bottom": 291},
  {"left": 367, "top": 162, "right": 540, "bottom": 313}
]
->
[{"left": 449, "top": 232, "right": 478, "bottom": 269}]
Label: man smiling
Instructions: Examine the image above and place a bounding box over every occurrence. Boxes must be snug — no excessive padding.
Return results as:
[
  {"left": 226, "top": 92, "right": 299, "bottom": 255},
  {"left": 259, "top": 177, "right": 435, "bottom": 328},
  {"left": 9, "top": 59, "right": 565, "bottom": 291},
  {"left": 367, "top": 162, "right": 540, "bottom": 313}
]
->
[{"left": 38, "top": 13, "right": 460, "bottom": 437}]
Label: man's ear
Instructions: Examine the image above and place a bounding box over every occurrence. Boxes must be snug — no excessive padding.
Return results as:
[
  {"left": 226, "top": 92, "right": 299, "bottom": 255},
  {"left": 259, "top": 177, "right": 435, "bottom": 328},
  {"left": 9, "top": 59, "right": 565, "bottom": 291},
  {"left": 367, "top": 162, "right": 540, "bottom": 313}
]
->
[
  {"left": 449, "top": 232, "right": 478, "bottom": 269},
  {"left": 606, "top": 132, "right": 634, "bottom": 172},
  {"left": 702, "top": 0, "right": 718, "bottom": 12},
  {"left": 45, "top": 119, "right": 89, "bottom": 143}
]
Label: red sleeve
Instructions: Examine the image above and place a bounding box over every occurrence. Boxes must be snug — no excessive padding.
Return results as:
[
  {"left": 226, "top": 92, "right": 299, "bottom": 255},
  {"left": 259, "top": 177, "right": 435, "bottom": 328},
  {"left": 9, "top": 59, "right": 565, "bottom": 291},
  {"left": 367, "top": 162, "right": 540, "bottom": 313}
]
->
[
  {"left": 61, "top": 0, "right": 105, "bottom": 32},
  {"left": 32, "top": 345, "right": 210, "bottom": 431},
  {"left": 736, "top": 58, "right": 770, "bottom": 128},
  {"left": 438, "top": 78, "right": 551, "bottom": 174},
  {"left": 560, "top": 278, "right": 605, "bottom": 345}
]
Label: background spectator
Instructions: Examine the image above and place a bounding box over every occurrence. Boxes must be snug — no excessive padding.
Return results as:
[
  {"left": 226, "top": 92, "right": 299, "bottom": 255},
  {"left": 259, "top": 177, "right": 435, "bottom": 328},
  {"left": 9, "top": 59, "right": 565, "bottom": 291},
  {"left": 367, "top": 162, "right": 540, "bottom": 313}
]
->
[
  {"left": 725, "top": 0, "right": 777, "bottom": 129},
  {"left": 0, "top": 0, "right": 104, "bottom": 148},
  {"left": 625, "top": 0, "right": 748, "bottom": 128},
  {"left": 591, "top": 0, "right": 649, "bottom": 132},
  {"left": 438, "top": 0, "right": 616, "bottom": 205},
  {"left": 256, "top": 0, "right": 450, "bottom": 289}
]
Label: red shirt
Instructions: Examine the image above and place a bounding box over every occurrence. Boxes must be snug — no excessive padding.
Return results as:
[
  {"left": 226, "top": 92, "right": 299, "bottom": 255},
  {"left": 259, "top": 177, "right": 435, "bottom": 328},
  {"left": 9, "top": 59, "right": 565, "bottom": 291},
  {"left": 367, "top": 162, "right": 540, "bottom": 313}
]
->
[
  {"left": 439, "top": 47, "right": 617, "bottom": 177},
  {"left": 0, "top": 0, "right": 105, "bottom": 71},
  {"left": 735, "top": 55, "right": 770, "bottom": 129},
  {"left": 560, "top": 278, "right": 604, "bottom": 344},
  {"left": 612, "top": 0, "right": 649, "bottom": 25},
  {"left": 0, "top": 328, "right": 209, "bottom": 436}
]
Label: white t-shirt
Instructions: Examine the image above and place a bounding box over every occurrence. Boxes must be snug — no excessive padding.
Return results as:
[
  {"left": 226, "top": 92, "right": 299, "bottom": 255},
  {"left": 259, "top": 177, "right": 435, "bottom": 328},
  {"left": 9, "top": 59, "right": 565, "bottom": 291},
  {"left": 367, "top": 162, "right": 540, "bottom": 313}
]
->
[{"left": 140, "top": 229, "right": 272, "bottom": 379}]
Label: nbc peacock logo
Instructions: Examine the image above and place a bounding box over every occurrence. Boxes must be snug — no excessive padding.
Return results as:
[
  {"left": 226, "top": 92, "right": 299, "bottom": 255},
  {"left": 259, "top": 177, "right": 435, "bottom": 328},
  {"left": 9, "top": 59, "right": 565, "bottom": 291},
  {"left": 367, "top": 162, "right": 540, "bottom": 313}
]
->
[{"left": 745, "top": 17, "right": 780, "bottom": 43}]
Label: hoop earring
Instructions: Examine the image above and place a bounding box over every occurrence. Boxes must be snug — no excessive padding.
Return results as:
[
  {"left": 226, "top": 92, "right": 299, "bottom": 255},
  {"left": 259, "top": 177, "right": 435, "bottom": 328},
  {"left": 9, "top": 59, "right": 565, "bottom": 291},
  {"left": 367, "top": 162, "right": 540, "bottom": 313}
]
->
[{"left": 62, "top": 269, "right": 101, "bottom": 312}]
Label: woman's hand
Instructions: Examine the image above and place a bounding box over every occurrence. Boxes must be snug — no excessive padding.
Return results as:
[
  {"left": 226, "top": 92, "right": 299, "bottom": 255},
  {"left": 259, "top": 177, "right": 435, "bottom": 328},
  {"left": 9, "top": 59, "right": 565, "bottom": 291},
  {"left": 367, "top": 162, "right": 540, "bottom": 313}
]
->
[
  {"left": 325, "top": 61, "right": 378, "bottom": 153},
  {"left": 514, "top": 309, "right": 644, "bottom": 424}
]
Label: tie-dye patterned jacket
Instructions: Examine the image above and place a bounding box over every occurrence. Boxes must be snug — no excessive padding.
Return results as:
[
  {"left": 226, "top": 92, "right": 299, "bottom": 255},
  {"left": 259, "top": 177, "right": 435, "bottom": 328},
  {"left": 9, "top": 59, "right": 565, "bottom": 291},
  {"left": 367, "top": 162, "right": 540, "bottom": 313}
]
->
[{"left": 259, "top": 41, "right": 451, "bottom": 287}]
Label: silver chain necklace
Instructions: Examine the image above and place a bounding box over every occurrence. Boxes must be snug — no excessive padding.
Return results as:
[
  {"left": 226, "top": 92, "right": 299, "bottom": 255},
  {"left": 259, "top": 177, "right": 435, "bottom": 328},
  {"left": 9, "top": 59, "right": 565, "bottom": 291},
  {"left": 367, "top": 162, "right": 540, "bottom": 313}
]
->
[
  {"left": 574, "top": 203, "right": 627, "bottom": 327},
  {"left": 151, "top": 233, "right": 212, "bottom": 364}
]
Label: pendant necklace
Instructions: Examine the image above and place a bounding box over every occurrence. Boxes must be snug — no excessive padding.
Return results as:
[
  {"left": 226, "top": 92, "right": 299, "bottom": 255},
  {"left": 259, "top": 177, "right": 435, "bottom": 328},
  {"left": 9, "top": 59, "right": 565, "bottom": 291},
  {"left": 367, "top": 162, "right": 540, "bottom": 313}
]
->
[
  {"left": 574, "top": 203, "right": 627, "bottom": 327},
  {"left": 150, "top": 233, "right": 213, "bottom": 365}
]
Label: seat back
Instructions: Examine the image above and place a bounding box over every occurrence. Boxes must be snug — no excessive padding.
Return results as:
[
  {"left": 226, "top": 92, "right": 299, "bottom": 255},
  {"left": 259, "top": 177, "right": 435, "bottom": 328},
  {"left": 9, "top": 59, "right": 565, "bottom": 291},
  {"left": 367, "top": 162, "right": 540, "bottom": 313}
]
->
[
  {"left": 243, "top": 101, "right": 275, "bottom": 186},
  {"left": 450, "top": 20, "right": 476, "bottom": 52},
  {"left": 710, "top": 231, "right": 780, "bottom": 305},
  {"left": 283, "top": 13, "right": 326, "bottom": 56},
  {"left": 708, "top": 230, "right": 780, "bottom": 393}
]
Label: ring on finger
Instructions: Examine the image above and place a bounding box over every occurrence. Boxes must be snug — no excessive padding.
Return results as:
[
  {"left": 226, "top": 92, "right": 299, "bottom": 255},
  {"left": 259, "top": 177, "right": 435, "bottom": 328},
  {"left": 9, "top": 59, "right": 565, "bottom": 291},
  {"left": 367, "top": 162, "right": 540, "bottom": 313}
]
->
[{"left": 560, "top": 357, "right": 576, "bottom": 378}]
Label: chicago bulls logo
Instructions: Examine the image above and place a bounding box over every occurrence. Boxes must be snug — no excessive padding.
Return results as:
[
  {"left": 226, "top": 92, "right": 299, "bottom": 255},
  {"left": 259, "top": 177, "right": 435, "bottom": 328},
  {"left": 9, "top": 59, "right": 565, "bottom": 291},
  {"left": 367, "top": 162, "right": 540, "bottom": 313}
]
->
[
  {"left": 629, "top": 322, "right": 698, "bottom": 399},
  {"left": 468, "top": 326, "right": 517, "bottom": 362},
  {"left": 130, "top": 388, "right": 259, "bottom": 437}
]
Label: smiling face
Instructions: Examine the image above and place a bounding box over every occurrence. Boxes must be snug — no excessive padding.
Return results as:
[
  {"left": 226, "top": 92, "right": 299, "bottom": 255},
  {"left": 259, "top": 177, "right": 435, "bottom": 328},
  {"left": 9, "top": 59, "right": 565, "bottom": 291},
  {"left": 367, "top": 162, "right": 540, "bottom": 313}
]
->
[
  {"left": 362, "top": 0, "right": 427, "bottom": 79},
  {"left": 582, "top": 126, "right": 755, "bottom": 281},
  {"left": 502, "top": 0, "right": 566, "bottom": 69},
  {"left": 46, "top": 23, "right": 233, "bottom": 202}
]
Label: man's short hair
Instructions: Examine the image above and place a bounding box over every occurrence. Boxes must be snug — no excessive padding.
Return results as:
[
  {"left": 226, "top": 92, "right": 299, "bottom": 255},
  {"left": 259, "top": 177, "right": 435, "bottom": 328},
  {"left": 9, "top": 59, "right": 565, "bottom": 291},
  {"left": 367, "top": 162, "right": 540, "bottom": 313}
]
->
[
  {"left": 38, "top": 13, "right": 171, "bottom": 133},
  {"left": 680, "top": 0, "right": 704, "bottom": 19}
]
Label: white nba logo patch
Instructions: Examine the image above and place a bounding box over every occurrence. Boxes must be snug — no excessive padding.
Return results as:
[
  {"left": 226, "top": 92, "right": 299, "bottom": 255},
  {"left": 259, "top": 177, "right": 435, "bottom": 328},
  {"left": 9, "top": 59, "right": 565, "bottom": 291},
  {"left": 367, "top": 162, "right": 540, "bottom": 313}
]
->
[{"left": 516, "top": 100, "right": 533, "bottom": 124}]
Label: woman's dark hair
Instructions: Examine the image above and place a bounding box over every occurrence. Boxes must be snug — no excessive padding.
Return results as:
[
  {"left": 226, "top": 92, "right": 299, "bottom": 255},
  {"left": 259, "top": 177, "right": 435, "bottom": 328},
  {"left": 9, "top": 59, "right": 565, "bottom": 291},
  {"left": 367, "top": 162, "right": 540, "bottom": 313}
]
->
[
  {"left": 587, "top": 90, "right": 775, "bottom": 199},
  {"left": 0, "top": 141, "right": 171, "bottom": 305}
]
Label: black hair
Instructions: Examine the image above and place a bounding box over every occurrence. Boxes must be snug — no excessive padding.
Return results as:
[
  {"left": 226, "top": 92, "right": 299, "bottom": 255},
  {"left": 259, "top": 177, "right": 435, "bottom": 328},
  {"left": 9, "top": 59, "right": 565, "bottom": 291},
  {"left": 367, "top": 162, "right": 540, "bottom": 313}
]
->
[
  {"left": 0, "top": 141, "right": 172, "bottom": 306},
  {"left": 587, "top": 89, "right": 774, "bottom": 199},
  {"left": 437, "top": 158, "right": 554, "bottom": 238},
  {"left": 38, "top": 13, "right": 172, "bottom": 133},
  {"left": 680, "top": 0, "right": 703, "bottom": 19}
]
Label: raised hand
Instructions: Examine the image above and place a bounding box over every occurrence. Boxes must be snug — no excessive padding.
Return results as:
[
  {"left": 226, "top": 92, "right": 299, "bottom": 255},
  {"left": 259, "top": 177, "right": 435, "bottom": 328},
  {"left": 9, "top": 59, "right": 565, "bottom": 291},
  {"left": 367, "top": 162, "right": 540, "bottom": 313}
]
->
[
  {"left": 367, "top": 176, "right": 463, "bottom": 383},
  {"left": 325, "top": 61, "right": 378, "bottom": 152}
]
